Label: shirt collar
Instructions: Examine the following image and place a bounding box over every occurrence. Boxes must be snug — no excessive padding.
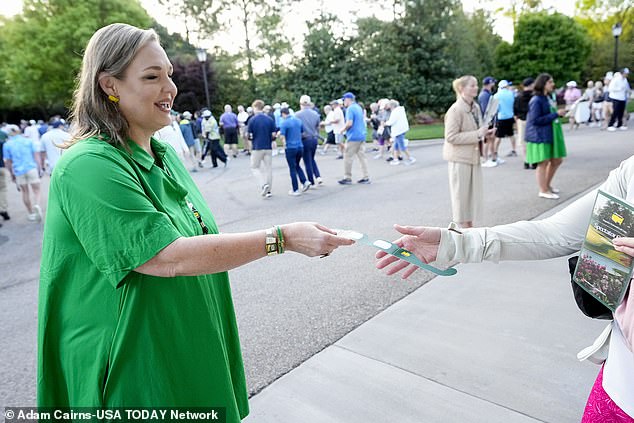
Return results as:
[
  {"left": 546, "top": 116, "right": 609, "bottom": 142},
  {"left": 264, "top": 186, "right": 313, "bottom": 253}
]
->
[{"left": 126, "top": 137, "right": 167, "bottom": 171}]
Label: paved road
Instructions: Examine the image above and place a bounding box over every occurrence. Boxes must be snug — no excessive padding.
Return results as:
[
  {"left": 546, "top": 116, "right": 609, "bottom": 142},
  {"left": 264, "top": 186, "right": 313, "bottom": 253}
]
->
[{"left": 1, "top": 125, "right": 632, "bottom": 408}]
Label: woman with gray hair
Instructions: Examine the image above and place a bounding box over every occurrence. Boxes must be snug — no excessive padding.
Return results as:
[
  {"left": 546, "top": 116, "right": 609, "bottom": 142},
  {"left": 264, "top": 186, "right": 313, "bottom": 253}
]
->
[
  {"left": 37, "top": 23, "right": 353, "bottom": 421},
  {"left": 443, "top": 75, "right": 494, "bottom": 228}
]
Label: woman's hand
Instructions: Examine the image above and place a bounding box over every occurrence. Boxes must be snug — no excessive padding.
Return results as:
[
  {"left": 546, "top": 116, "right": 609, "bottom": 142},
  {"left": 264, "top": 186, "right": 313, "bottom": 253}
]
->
[
  {"left": 612, "top": 237, "right": 634, "bottom": 257},
  {"left": 282, "top": 222, "right": 355, "bottom": 257},
  {"left": 477, "top": 126, "right": 495, "bottom": 139},
  {"left": 375, "top": 225, "right": 441, "bottom": 279}
]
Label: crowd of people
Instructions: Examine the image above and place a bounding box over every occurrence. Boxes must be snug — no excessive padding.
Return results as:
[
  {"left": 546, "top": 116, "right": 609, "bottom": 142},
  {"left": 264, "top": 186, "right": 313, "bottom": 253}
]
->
[
  {"left": 444, "top": 69, "right": 631, "bottom": 230},
  {"left": 1, "top": 21, "right": 633, "bottom": 422},
  {"left": 0, "top": 90, "right": 422, "bottom": 223},
  {"left": 0, "top": 118, "right": 69, "bottom": 226},
  {"left": 148, "top": 92, "right": 418, "bottom": 197}
]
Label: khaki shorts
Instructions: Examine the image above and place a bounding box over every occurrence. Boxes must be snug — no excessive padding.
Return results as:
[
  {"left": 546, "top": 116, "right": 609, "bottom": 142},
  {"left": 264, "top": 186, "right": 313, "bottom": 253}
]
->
[{"left": 15, "top": 168, "right": 40, "bottom": 186}]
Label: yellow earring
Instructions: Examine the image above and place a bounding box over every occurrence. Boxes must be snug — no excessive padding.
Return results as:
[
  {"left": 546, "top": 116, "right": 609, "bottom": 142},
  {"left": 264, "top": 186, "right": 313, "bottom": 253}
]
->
[{"left": 108, "top": 94, "right": 120, "bottom": 103}]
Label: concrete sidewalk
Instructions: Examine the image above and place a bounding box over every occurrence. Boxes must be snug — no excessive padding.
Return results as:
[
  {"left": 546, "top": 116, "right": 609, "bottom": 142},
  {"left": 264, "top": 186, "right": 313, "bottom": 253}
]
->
[{"left": 244, "top": 193, "right": 608, "bottom": 423}]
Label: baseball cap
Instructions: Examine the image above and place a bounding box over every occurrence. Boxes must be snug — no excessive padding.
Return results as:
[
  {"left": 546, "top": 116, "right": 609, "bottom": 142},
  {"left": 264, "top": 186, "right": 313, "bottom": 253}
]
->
[
  {"left": 182, "top": 111, "right": 192, "bottom": 119},
  {"left": 280, "top": 107, "right": 290, "bottom": 115},
  {"left": 498, "top": 80, "right": 510, "bottom": 89},
  {"left": 4, "top": 124, "right": 20, "bottom": 134},
  {"left": 273, "top": 103, "right": 281, "bottom": 109},
  {"left": 202, "top": 110, "right": 212, "bottom": 118},
  {"left": 483, "top": 76, "right": 496, "bottom": 85},
  {"left": 566, "top": 81, "right": 577, "bottom": 88},
  {"left": 623, "top": 67, "right": 630, "bottom": 75},
  {"left": 299, "top": 95, "right": 311, "bottom": 105},
  {"left": 52, "top": 120, "right": 63, "bottom": 128},
  {"left": 522, "top": 77, "right": 535, "bottom": 87},
  {"left": 342, "top": 92, "right": 355, "bottom": 100}
]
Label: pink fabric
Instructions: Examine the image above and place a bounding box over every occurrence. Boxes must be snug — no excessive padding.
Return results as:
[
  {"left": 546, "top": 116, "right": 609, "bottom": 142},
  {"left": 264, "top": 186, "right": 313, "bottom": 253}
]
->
[{"left": 582, "top": 367, "right": 634, "bottom": 422}]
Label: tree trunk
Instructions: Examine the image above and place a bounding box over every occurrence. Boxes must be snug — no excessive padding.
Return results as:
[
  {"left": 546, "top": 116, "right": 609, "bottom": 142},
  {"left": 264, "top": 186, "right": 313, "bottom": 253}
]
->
[{"left": 241, "top": 0, "right": 256, "bottom": 96}]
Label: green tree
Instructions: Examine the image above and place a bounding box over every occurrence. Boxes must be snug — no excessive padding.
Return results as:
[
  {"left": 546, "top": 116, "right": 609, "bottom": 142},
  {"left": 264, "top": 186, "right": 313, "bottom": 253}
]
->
[
  {"left": 255, "top": 6, "right": 292, "bottom": 71},
  {"left": 494, "top": 11, "right": 592, "bottom": 85},
  {"left": 0, "top": 0, "right": 152, "bottom": 115},
  {"left": 447, "top": 9, "right": 502, "bottom": 80},
  {"left": 397, "top": 0, "right": 459, "bottom": 113},
  {"left": 283, "top": 13, "right": 353, "bottom": 108},
  {"left": 576, "top": 0, "right": 634, "bottom": 77}
]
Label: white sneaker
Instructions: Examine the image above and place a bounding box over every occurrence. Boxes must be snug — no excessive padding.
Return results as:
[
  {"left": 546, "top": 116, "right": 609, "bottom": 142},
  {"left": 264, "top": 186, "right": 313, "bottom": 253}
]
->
[
  {"left": 481, "top": 160, "right": 498, "bottom": 168},
  {"left": 316, "top": 177, "right": 323, "bottom": 185},
  {"left": 607, "top": 126, "right": 617, "bottom": 132},
  {"left": 260, "top": 184, "right": 270, "bottom": 197},
  {"left": 288, "top": 190, "right": 301, "bottom": 196},
  {"left": 408, "top": 157, "right": 416, "bottom": 164},
  {"left": 33, "top": 205, "right": 42, "bottom": 222},
  {"left": 549, "top": 187, "right": 560, "bottom": 194},
  {"left": 390, "top": 160, "right": 401, "bottom": 166},
  {"left": 620, "top": 126, "right": 628, "bottom": 131},
  {"left": 302, "top": 181, "right": 311, "bottom": 192},
  {"left": 495, "top": 158, "right": 505, "bottom": 165},
  {"left": 538, "top": 192, "right": 560, "bottom": 200},
  {"left": 27, "top": 213, "right": 37, "bottom": 221},
  {"left": 373, "top": 153, "right": 382, "bottom": 160},
  {"left": 265, "top": 192, "right": 273, "bottom": 198}
]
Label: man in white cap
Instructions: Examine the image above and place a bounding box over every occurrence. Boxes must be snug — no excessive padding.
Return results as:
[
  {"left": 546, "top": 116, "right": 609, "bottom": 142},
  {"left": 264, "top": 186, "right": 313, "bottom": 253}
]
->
[
  {"left": 39, "top": 119, "right": 70, "bottom": 175},
  {"left": 330, "top": 99, "right": 346, "bottom": 159},
  {"left": 201, "top": 110, "right": 228, "bottom": 167},
  {"left": 3, "top": 124, "right": 43, "bottom": 221},
  {"left": 484, "top": 79, "right": 515, "bottom": 167}
]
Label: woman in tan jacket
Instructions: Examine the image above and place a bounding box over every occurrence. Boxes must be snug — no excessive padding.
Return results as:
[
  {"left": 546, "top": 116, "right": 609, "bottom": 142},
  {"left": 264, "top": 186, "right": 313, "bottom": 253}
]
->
[{"left": 443, "top": 75, "right": 494, "bottom": 228}]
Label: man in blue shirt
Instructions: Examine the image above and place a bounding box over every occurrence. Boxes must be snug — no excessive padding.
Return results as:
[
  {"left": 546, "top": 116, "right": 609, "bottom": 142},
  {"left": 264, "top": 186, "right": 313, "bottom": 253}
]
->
[
  {"left": 2, "top": 124, "right": 42, "bottom": 221},
  {"left": 248, "top": 99, "right": 277, "bottom": 198},
  {"left": 279, "top": 108, "right": 310, "bottom": 195},
  {"left": 492, "top": 79, "right": 517, "bottom": 163},
  {"left": 338, "top": 92, "right": 370, "bottom": 185},
  {"left": 478, "top": 76, "right": 496, "bottom": 119},
  {"left": 0, "top": 125, "right": 9, "bottom": 223}
]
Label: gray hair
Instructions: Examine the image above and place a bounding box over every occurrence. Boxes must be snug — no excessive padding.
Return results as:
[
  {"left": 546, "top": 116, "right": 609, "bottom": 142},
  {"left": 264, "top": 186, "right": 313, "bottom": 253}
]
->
[{"left": 67, "top": 23, "right": 159, "bottom": 149}]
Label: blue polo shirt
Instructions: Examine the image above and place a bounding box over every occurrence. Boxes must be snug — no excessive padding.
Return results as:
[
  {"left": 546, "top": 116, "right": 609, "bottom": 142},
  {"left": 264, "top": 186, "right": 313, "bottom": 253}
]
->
[
  {"left": 3, "top": 134, "right": 38, "bottom": 176},
  {"left": 179, "top": 120, "right": 196, "bottom": 147},
  {"left": 495, "top": 88, "right": 515, "bottom": 120},
  {"left": 248, "top": 113, "right": 276, "bottom": 150},
  {"left": 345, "top": 102, "right": 366, "bottom": 142},
  {"left": 279, "top": 116, "right": 303, "bottom": 149}
]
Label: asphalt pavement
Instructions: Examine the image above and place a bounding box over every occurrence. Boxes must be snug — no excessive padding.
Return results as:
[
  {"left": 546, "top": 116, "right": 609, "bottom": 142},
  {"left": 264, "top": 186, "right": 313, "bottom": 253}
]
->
[{"left": 1, "top": 124, "right": 632, "bottom": 420}]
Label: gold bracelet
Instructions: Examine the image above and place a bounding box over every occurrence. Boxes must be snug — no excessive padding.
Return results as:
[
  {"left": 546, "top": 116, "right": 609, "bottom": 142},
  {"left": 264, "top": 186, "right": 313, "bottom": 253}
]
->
[{"left": 265, "top": 227, "right": 279, "bottom": 256}]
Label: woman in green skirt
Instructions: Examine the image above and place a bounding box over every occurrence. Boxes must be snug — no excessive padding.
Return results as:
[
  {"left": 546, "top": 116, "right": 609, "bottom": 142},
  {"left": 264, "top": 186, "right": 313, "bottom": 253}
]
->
[{"left": 525, "top": 73, "right": 568, "bottom": 199}]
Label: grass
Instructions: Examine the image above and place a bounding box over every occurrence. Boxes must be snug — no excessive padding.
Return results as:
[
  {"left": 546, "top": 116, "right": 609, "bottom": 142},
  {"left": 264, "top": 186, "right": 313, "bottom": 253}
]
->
[{"left": 318, "top": 122, "right": 445, "bottom": 143}]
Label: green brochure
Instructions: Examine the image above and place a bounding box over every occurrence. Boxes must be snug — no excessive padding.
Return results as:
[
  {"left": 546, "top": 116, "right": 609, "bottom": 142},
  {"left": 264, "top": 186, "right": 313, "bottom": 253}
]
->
[
  {"left": 573, "top": 190, "right": 634, "bottom": 311},
  {"left": 336, "top": 229, "right": 457, "bottom": 276}
]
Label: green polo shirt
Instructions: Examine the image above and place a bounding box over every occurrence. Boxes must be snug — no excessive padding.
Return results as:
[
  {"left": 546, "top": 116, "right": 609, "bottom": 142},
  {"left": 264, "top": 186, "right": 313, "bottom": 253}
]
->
[{"left": 38, "top": 136, "right": 248, "bottom": 421}]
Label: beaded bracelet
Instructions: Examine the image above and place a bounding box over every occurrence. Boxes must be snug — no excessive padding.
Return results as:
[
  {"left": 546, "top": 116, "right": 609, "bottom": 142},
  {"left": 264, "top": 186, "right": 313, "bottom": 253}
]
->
[{"left": 276, "top": 226, "right": 285, "bottom": 254}]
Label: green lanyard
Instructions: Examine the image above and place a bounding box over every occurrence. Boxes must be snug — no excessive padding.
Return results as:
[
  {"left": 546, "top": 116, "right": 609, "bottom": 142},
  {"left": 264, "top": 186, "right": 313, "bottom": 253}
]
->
[{"left": 337, "top": 230, "right": 457, "bottom": 277}]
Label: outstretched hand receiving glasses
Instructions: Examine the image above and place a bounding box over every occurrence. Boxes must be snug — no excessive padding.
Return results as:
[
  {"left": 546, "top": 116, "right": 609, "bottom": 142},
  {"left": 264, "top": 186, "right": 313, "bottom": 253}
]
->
[{"left": 375, "top": 225, "right": 442, "bottom": 279}]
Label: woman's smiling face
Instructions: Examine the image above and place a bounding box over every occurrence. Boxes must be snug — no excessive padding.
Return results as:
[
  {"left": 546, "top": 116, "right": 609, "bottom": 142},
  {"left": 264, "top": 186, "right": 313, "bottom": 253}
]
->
[{"left": 113, "top": 40, "right": 177, "bottom": 140}]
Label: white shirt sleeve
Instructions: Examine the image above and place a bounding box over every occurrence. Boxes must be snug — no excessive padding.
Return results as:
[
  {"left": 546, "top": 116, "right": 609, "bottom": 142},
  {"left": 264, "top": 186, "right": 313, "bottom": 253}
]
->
[{"left": 437, "top": 158, "right": 631, "bottom": 263}]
